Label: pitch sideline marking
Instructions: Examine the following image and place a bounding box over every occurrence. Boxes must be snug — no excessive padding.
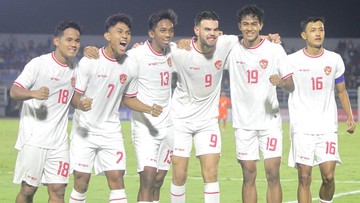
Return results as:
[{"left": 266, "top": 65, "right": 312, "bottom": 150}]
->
[{"left": 284, "top": 189, "right": 360, "bottom": 203}]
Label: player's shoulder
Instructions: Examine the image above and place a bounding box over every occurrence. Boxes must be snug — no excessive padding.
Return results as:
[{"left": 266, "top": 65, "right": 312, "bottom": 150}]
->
[{"left": 323, "top": 48, "right": 341, "bottom": 58}]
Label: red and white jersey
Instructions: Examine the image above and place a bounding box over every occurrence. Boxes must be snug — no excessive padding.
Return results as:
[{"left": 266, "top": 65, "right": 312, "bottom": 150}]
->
[
  {"left": 171, "top": 35, "right": 238, "bottom": 121},
  {"left": 288, "top": 48, "right": 345, "bottom": 134},
  {"left": 13, "top": 52, "right": 76, "bottom": 150},
  {"left": 225, "top": 39, "right": 293, "bottom": 130},
  {"left": 72, "top": 48, "right": 138, "bottom": 137},
  {"left": 126, "top": 41, "right": 175, "bottom": 128}
]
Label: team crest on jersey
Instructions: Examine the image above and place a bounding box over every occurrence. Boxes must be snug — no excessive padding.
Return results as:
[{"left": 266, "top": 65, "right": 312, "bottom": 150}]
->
[
  {"left": 119, "top": 74, "right": 128, "bottom": 84},
  {"left": 167, "top": 57, "right": 172, "bottom": 67},
  {"left": 214, "top": 60, "right": 222, "bottom": 70},
  {"left": 71, "top": 77, "right": 76, "bottom": 87},
  {"left": 259, "top": 59, "right": 268, "bottom": 69},
  {"left": 324, "top": 66, "right": 332, "bottom": 75}
]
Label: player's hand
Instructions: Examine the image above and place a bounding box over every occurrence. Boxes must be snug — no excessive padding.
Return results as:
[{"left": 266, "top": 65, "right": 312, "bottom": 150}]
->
[
  {"left": 83, "top": 46, "right": 100, "bottom": 59},
  {"left": 78, "top": 97, "right": 93, "bottom": 111},
  {"left": 176, "top": 38, "right": 192, "bottom": 51},
  {"left": 132, "top": 42, "right": 143, "bottom": 48},
  {"left": 346, "top": 118, "right": 356, "bottom": 134},
  {"left": 149, "top": 104, "right": 163, "bottom": 117},
  {"left": 32, "top": 86, "right": 49, "bottom": 100},
  {"left": 269, "top": 74, "right": 282, "bottom": 87},
  {"left": 267, "top": 33, "right": 282, "bottom": 44}
]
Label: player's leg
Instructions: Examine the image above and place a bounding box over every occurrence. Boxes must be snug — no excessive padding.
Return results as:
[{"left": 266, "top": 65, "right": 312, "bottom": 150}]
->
[
  {"left": 264, "top": 157, "right": 282, "bottom": 203},
  {"left": 171, "top": 119, "right": 193, "bottom": 202},
  {"left": 44, "top": 145, "right": 70, "bottom": 203},
  {"left": 292, "top": 132, "right": 316, "bottom": 203},
  {"left": 194, "top": 118, "right": 222, "bottom": 203},
  {"left": 97, "top": 138, "right": 127, "bottom": 203},
  {"left": 16, "top": 181, "right": 38, "bottom": 203},
  {"left": 69, "top": 133, "right": 96, "bottom": 203},
  {"left": 153, "top": 126, "right": 173, "bottom": 202},
  {"left": 297, "top": 163, "right": 313, "bottom": 203},
  {"left": 316, "top": 132, "right": 340, "bottom": 202},
  {"left": 47, "top": 183, "right": 67, "bottom": 203},
  {"left": 14, "top": 145, "right": 47, "bottom": 203},
  {"left": 260, "top": 127, "right": 283, "bottom": 203},
  {"left": 153, "top": 169, "right": 168, "bottom": 201},
  {"left": 235, "top": 128, "right": 259, "bottom": 203},
  {"left": 132, "top": 123, "right": 161, "bottom": 202}
]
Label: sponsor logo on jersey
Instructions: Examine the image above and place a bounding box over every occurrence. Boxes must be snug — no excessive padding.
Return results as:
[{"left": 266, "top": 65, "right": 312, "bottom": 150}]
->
[
  {"left": 119, "top": 74, "right": 128, "bottom": 84},
  {"left": 190, "top": 66, "right": 200, "bottom": 70},
  {"left": 214, "top": 60, "right": 222, "bottom": 70},
  {"left": 324, "top": 66, "right": 332, "bottom": 75},
  {"left": 71, "top": 77, "right": 76, "bottom": 87},
  {"left": 167, "top": 57, "right": 172, "bottom": 67},
  {"left": 51, "top": 77, "right": 60, "bottom": 81},
  {"left": 259, "top": 59, "right": 268, "bottom": 69}
]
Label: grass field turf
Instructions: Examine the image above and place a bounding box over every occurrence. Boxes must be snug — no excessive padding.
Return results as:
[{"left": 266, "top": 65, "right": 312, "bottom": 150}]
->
[{"left": 0, "top": 118, "right": 359, "bottom": 202}]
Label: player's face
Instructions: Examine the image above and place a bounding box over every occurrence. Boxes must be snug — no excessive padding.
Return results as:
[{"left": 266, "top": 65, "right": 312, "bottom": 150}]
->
[
  {"left": 54, "top": 28, "right": 81, "bottom": 61},
  {"left": 195, "top": 19, "right": 219, "bottom": 48},
  {"left": 302, "top": 21, "right": 325, "bottom": 49},
  {"left": 105, "top": 22, "right": 131, "bottom": 56},
  {"left": 238, "top": 15, "right": 263, "bottom": 44},
  {"left": 149, "top": 19, "right": 174, "bottom": 51}
]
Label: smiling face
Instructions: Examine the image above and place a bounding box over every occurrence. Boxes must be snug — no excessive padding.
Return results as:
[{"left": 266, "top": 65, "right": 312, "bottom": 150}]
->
[
  {"left": 104, "top": 22, "right": 131, "bottom": 58},
  {"left": 195, "top": 19, "right": 219, "bottom": 49},
  {"left": 53, "top": 27, "right": 81, "bottom": 63},
  {"left": 149, "top": 18, "right": 174, "bottom": 53},
  {"left": 302, "top": 20, "right": 325, "bottom": 49},
  {"left": 238, "top": 15, "right": 263, "bottom": 46}
]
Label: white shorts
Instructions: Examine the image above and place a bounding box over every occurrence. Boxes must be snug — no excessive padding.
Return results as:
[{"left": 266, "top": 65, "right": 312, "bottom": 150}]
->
[
  {"left": 70, "top": 133, "right": 126, "bottom": 175},
  {"left": 132, "top": 124, "right": 174, "bottom": 172},
  {"left": 13, "top": 144, "right": 69, "bottom": 187},
  {"left": 288, "top": 132, "right": 341, "bottom": 168},
  {"left": 173, "top": 118, "right": 221, "bottom": 157},
  {"left": 235, "top": 127, "right": 283, "bottom": 161}
]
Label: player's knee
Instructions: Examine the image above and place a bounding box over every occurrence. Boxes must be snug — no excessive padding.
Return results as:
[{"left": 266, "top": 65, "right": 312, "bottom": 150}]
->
[
  {"left": 321, "top": 173, "right": 334, "bottom": 185},
  {"left": 48, "top": 184, "right": 66, "bottom": 200},
  {"left": 298, "top": 172, "right": 311, "bottom": 186},
  {"left": 19, "top": 182, "right": 37, "bottom": 199}
]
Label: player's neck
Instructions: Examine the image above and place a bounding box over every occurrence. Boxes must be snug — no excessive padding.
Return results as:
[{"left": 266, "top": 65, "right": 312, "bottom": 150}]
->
[
  {"left": 242, "top": 36, "right": 262, "bottom": 48},
  {"left": 53, "top": 49, "right": 68, "bottom": 65},
  {"left": 149, "top": 40, "right": 169, "bottom": 55},
  {"left": 305, "top": 46, "right": 323, "bottom": 56},
  {"left": 194, "top": 40, "right": 215, "bottom": 55},
  {"left": 104, "top": 46, "right": 125, "bottom": 61}
]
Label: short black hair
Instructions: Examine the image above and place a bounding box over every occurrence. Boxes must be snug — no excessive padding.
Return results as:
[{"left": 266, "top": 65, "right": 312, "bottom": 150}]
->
[
  {"left": 194, "top": 11, "right": 219, "bottom": 26},
  {"left": 237, "top": 5, "right": 264, "bottom": 24},
  {"left": 54, "top": 20, "right": 82, "bottom": 37},
  {"left": 148, "top": 9, "right": 178, "bottom": 31},
  {"left": 105, "top": 13, "right": 132, "bottom": 31},
  {"left": 301, "top": 16, "right": 325, "bottom": 32}
]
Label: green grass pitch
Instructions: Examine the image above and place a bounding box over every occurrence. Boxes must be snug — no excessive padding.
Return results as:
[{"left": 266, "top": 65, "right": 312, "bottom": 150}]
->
[{"left": 0, "top": 118, "right": 359, "bottom": 202}]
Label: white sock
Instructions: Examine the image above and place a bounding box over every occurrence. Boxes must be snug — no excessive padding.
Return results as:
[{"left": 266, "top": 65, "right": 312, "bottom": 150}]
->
[
  {"left": 153, "top": 201, "right": 160, "bottom": 203},
  {"left": 170, "top": 182, "right": 185, "bottom": 203},
  {"left": 204, "top": 182, "right": 220, "bottom": 203},
  {"left": 109, "top": 189, "right": 127, "bottom": 203},
  {"left": 69, "top": 189, "right": 86, "bottom": 203},
  {"left": 319, "top": 198, "right": 332, "bottom": 203}
]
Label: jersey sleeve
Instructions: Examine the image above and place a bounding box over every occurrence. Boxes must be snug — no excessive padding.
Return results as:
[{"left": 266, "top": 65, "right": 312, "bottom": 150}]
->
[
  {"left": 75, "top": 57, "right": 92, "bottom": 94},
  {"left": 124, "top": 58, "right": 138, "bottom": 97},
  {"left": 275, "top": 44, "right": 293, "bottom": 79},
  {"left": 13, "top": 57, "right": 40, "bottom": 89},
  {"left": 334, "top": 53, "right": 345, "bottom": 79}
]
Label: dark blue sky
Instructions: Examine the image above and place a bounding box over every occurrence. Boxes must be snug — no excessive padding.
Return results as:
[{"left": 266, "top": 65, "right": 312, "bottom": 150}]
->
[{"left": 1, "top": 0, "right": 359, "bottom": 38}]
